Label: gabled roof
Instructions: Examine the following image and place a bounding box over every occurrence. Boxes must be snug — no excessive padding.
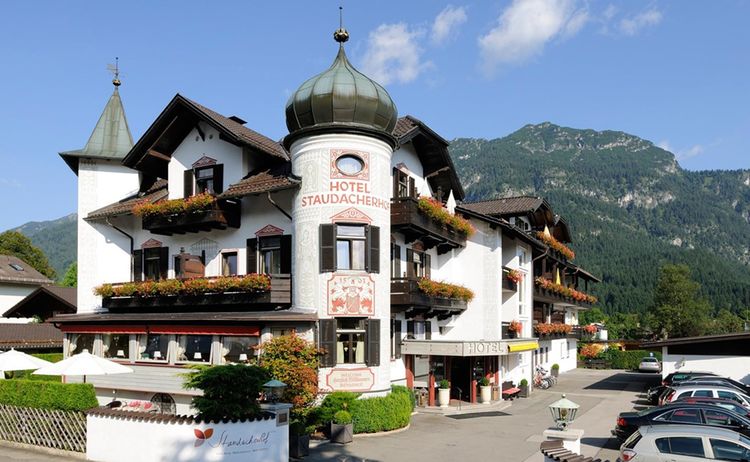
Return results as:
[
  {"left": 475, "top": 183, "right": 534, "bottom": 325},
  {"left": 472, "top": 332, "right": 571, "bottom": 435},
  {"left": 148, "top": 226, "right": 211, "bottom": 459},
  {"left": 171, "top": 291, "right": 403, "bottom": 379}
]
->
[
  {"left": 393, "top": 115, "right": 465, "bottom": 201},
  {"left": 0, "top": 323, "right": 63, "bottom": 350},
  {"left": 4, "top": 286, "right": 77, "bottom": 321},
  {"left": 0, "top": 255, "right": 53, "bottom": 286},
  {"left": 86, "top": 179, "right": 168, "bottom": 220},
  {"left": 122, "top": 94, "right": 288, "bottom": 178},
  {"left": 221, "top": 162, "right": 300, "bottom": 199},
  {"left": 454, "top": 206, "right": 544, "bottom": 249},
  {"left": 60, "top": 85, "right": 134, "bottom": 174}
]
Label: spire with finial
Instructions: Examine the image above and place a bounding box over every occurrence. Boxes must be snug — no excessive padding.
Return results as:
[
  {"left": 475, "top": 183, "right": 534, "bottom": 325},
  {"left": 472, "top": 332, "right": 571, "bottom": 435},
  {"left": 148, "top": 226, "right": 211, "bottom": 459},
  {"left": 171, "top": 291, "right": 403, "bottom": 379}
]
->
[
  {"left": 333, "top": 6, "right": 349, "bottom": 44},
  {"left": 107, "top": 57, "right": 121, "bottom": 87}
]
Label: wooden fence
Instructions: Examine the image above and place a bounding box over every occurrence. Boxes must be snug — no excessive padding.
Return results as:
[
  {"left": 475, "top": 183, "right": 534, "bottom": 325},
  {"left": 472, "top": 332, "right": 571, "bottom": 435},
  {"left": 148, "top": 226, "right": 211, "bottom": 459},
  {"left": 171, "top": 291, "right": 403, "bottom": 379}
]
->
[{"left": 0, "top": 404, "right": 86, "bottom": 453}]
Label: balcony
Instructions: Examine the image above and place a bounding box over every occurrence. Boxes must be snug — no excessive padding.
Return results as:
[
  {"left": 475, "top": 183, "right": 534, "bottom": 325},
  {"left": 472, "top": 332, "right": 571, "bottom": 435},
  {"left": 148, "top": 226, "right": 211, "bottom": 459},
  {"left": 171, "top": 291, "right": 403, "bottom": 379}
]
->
[
  {"left": 391, "top": 197, "right": 466, "bottom": 254},
  {"left": 533, "top": 285, "right": 593, "bottom": 309},
  {"left": 100, "top": 274, "right": 291, "bottom": 311},
  {"left": 141, "top": 200, "right": 241, "bottom": 236},
  {"left": 391, "top": 278, "right": 468, "bottom": 320}
]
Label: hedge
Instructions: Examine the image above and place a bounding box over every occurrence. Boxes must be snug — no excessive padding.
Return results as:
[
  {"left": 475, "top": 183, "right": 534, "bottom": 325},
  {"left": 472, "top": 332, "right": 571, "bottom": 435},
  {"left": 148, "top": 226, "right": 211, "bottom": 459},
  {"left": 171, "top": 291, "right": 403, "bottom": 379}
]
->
[
  {"left": 8, "top": 353, "right": 64, "bottom": 382},
  {"left": 0, "top": 380, "right": 99, "bottom": 411},
  {"left": 314, "top": 391, "right": 359, "bottom": 426},
  {"left": 599, "top": 349, "right": 662, "bottom": 370},
  {"left": 350, "top": 386, "right": 413, "bottom": 434}
]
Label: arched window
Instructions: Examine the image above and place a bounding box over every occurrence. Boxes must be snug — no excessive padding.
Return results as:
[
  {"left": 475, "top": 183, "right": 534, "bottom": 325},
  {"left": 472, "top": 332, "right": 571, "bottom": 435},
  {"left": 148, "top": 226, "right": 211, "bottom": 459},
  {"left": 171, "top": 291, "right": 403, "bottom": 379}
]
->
[{"left": 150, "top": 393, "right": 176, "bottom": 415}]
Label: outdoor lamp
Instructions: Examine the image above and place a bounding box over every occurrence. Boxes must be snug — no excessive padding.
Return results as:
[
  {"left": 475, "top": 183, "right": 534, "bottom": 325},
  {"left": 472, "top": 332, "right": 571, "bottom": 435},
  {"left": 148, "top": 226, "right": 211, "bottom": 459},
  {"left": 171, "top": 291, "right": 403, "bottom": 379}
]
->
[
  {"left": 548, "top": 394, "right": 579, "bottom": 430},
  {"left": 193, "top": 352, "right": 202, "bottom": 360},
  {"left": 263, "top": 379, "right": 287, "bottom": 403}
]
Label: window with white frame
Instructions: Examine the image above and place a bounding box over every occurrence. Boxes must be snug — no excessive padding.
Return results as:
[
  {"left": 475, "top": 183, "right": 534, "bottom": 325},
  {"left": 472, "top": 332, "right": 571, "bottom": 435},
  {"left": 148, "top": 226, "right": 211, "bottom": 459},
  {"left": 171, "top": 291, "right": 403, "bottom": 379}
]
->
[
  {"left": 138, "top": 334, "right": 170, "bottom": 362},
  {"left": 518, "top": 276, "right": 526, "bottom": 316},
  {"left": 220, "top": 336, "right": 257, "bottom": 364},
  {"left": 67, "top": 333, "right": 95, "bottom": 356},
  {"left": 176, "top": 335, "right": 212, "bottom": 363},
  {"left": 518, "top": 248, "right": 528, "bottom": 266},
  {"left": 102, "top": 334, "right": 130, "bottom": 359}
]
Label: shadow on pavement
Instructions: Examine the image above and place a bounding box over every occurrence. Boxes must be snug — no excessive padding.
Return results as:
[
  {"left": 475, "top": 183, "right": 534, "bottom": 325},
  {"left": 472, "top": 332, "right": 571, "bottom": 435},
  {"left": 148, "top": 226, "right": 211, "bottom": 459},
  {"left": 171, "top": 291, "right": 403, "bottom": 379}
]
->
[
  {"left": 583, "top": 436, "right": 620, "bottom": 450},
  {"left": 303, "top": 443, "right": 384, "bottom": 462},
  {"left": 583, "top": 372, "right": 660, "bottom": 391},
  {"left": 446, "top": 411, "right": 511, "bottom": 420}
]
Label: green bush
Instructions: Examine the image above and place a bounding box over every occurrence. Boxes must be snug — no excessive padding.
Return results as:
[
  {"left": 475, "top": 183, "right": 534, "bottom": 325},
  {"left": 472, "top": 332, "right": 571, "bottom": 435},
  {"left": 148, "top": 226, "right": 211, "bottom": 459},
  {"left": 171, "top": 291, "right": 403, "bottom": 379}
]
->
[
  {"left": 439, "top": 379, "right": 450, "bottom": 389},
  {"left": 602, "top": 349, "right": 662, "bottom": 370},
  {"left": 519, "top": 378, "right": 528, "bottom": 387},
  {"left": 350, "top": 385, "right": 413, "bottom": 434},
  {"left": 314, "top": 391, "right": 359, "bottom": 425},
  {"left": 183, "top": 365, "right": 270, "bottom": 420},
  {"left": 0, "top": 380, "right": 98, "bottom": 411},
  {"left": 333, "top": 410, "right": 352, "bottom": 425},
  {"left": 551, "top": 363, "right": 560, "bottom": 370}
]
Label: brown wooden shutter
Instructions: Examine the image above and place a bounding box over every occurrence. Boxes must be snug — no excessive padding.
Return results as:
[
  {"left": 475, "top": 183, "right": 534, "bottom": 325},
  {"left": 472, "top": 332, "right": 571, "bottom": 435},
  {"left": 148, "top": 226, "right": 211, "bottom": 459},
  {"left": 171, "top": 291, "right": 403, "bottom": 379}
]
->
[
  {"left": 366, "top": 319, "right": 380, "bottom": 367},
  {"left": 408, "top": 176, "right": 416, "bottom": 198},
  {"left": 392, "top": 167, "right": 399, "bottom": 198},
  {"left": 407, "top": 320, "right": 415, "bottom": 338},
  {"left": 392, "top": 244, "right": 401, "bottom": 279},
  {"left": 395, "top": 319, "right": 402, "bottom": 359},
  {"left": 159, "top": 247, "right": 169, "bottom": 280},
  {"left": 319, "top": 319, "right": 337, "bottom": 367},
  {"left": 366, "top": 225, "right": 380, "bottom": 273},
  {"left": 246, "top": 238, "right": 258, "bottom": 274},
  {"left": 132, "top": 249, "right": 143, "bottom": 282},
  {"left": 213, "top": 164, "right": 224, "bottom": 194},
  {"left": 424, "top": 253, "right": 431, "bottom": 279},
  {"left": 319, "top": 224, "right": 336, "bottom": 273},
  {"left": 183, "top": 170, "right": 193, "bottom": 198},
  {"left": 406, "top": 249, "right": 414, "bottom": 279},
  {"left": 280, "top": 235, "right": 292, "bottom": 275},
  {"left": 425, "top": 321, "right": 432, "bottom": 340}
]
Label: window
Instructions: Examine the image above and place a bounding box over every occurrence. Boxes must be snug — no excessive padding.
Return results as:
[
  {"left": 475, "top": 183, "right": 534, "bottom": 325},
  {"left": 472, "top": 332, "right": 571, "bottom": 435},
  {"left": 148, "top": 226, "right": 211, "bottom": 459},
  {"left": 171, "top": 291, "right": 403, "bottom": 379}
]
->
[
  {"left": 318, "top": 318, "right": 379, "bottom": 367},
  {"left": 247, "top": 235, "right": 291, "bottom": 275},
  {"left": 195, "top": 167, "right": 215, "bottom": 194},
  {"left": 67, "top": 333, "right": 95, "bottom": 356},
  {"left": 676, "top": 391, "right": 693, "bottom": 400},
  {"left": 704, "top": 409, "right": 738, "bottom": 427},
  {"left": 693, "top": 390, "right": 713, "bottom": 398},
  {"left": 319, "top": 224, "right": 379, "bottom": 273},
  {"left": 138, "top": 334, "right": 170, "bottom": 362},
  {"left": 406, "top": 248, "right": 430, "bottom": 279},
  {"left": 9, "top": 263, "right": 23, "bottom": 271},
  {"left": 390, "top": 318, "right": 402, "bottom": 359},
  {"left": 718, "top": 391, "right": 745, "bottom": 404},
  {"left": 150, "top": 393, "right": 176, "bottom": 416},
  {"left": 221, "top": 336, "right": 257, "bottom": 364},
  {"left": 102, "top": 334, "right": 130, "bottom": 359},
  {"left": 336, "top": 155, "right": 364, "bottom": 176},
  {"left": 710, "top": 438, "right": 750, "bottom": 461},
  {"left": 260, "top": 237, "right": 281, "bottom": 274},
  {"left": 221, "top": 252, "right": 237, "bottom": 276},
  {"left": 176, "top": 335, "right": 212, "bottom": 363},
  {"left": 133, "top": 247, "right": 169, "bottom": 281},
  {"left": 271, "top": 328, "right": 294, "bottom": 338},
  {"left": 393, "top": 168, "right": 415, "bottom": 199},
  {"left": 664, "top": 437, "right": 705, "bottom": 457},
  {"left": 184, "top": 165, "right": 223, "bottom": 197},
  {"left": 518, "top": 276, "right": 526, "bottom": 315},
  {"left": 391, "top": 244, "right": 401, "bottom": 278},
  {"left": 667, "top": 409, "right": 701, "bottom": 423},
  {"left": 518, "top": 249, "right": 529, "bottom": 266}
]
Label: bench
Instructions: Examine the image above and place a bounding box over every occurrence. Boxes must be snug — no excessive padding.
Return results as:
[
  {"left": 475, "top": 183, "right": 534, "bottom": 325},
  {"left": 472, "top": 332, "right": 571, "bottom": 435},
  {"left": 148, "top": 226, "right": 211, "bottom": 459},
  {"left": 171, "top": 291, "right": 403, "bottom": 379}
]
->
[
  {"left": 501, "top": 380, "right": 521, "bottom": 400},
  {"left": 585, "top": 359, "right": 611, "bottom": 369}
]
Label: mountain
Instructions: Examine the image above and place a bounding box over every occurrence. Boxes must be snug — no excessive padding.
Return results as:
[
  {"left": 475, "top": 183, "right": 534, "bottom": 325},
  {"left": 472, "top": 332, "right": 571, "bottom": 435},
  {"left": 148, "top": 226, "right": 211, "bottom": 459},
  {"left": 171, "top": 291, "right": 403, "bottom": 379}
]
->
[
  {"left": 451, "top": 122, "right": 750, "bottom": 314},
  {"left": 12, "top": 213, "right": 77, "bottom": 280}
]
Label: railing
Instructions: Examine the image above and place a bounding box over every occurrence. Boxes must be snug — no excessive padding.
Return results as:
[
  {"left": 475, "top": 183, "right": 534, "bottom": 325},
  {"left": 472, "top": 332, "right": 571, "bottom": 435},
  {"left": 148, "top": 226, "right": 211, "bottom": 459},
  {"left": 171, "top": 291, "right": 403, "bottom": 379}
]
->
[
  {"left": 142, "top": 200, "right": 241, "bottom": 236},
  {"left": 391, "top": 278, "right": 468, "bottom": 316},
  {"left": 102, "top": 274, "right": 291, "bottom": 310},
  {"left": 533, "top": 285, "right": 592, "bottom": 308},
  {"left": 391, "top": 197, "right": 466, "bottom": 254},
  {"left": 0, "top": 404, "right": 86, "bottom": 453}
]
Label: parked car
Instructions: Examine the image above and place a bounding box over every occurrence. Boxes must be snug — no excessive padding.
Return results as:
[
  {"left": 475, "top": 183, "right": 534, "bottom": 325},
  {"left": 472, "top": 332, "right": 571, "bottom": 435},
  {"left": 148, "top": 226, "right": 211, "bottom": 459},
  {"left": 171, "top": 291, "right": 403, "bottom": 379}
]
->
[
  {"left": 638, "top": 357, "right": 662, "bottom": 373},
  {"left": 612, "top": 403, "right": 750, "bottom": 442},
  {"left": 647, "top": 372, "right": 719, "bottom": 404},
  {"left": 682, "top": 377, "right": 750, "bottom": 395},
  {"left": 619, "top": 424, "right": 750, "bottom": 461},
  {"left": 674, "top": 397, "right": 750, "bottom": 418},
  {"left": 661, "top": 385, "right": 750, "bottom": 408}
]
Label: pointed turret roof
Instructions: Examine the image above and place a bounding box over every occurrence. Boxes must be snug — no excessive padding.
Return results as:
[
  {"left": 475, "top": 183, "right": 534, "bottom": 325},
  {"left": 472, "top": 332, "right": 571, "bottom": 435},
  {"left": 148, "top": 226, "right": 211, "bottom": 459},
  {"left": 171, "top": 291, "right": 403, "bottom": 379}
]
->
[{"left": 60, "top": 82, "right": 134, "bottom": 174}]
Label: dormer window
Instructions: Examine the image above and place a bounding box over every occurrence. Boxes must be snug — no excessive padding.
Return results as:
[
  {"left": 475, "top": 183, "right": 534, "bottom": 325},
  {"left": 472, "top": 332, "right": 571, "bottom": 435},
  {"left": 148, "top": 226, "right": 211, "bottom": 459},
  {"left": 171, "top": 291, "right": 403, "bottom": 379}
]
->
[{"left": 184, "top": 164, "right": 223, "bottom": 197}]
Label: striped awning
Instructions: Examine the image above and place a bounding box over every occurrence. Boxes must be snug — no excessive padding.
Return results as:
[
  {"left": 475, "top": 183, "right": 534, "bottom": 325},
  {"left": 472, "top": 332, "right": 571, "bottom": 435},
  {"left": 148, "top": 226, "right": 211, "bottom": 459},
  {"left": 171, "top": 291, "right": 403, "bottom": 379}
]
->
[{"left": 508, "top": 341, "right": 539, "bottom": 352}]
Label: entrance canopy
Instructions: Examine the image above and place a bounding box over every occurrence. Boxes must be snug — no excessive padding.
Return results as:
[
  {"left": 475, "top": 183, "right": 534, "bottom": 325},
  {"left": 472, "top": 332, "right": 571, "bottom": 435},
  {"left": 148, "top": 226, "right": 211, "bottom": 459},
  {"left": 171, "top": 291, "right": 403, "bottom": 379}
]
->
[{"left": 401, "top": 338, "right": 539, "bottom": 357}]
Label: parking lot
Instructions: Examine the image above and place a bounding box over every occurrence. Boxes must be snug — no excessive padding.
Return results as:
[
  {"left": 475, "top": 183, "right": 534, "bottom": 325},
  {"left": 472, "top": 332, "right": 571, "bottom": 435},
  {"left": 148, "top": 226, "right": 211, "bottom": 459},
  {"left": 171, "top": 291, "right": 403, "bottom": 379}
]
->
[{"left": 308, "top": 368, "right": 661, "bottom": 462}]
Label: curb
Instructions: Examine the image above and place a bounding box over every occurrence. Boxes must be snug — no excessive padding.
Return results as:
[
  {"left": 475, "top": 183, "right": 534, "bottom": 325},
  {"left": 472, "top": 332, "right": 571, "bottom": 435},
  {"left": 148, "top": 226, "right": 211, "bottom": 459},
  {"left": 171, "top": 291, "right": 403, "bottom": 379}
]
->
[{"left": 0, "top": 440, "right": 86, "bottom": 460}]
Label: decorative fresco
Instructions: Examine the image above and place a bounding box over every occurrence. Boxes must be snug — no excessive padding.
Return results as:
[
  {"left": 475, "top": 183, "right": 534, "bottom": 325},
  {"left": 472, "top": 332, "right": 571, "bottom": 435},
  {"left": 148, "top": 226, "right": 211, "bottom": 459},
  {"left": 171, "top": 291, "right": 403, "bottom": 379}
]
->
[
  {"left": 327, "top": 274, "right": 375, "bottom": 316},
  {"left": 330, "top": 207, "right": 372, "bottom": 224},
  {"left": 330, "top": 149, "right": 369, "bottom": 181},
  {"left": 255, "top": 224, "right": 284, "bottom": 236}
]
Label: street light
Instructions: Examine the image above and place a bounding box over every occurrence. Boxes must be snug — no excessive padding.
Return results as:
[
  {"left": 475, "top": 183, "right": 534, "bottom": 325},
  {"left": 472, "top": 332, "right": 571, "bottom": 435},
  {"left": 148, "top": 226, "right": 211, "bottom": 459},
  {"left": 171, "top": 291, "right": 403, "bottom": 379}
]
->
[
  {"left": 263, "top": 379, "right": 287, "bottom": 403},
  {"left": 548, "top": 394, "right": 579, "bottom": 430}
]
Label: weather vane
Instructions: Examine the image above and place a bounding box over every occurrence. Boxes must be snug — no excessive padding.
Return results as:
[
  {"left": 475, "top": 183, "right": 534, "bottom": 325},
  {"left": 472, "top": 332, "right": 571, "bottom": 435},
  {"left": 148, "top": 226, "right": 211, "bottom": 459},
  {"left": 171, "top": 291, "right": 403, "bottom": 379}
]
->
[{"left": 107, "top": 57, "right": 121, "bottom": 87}]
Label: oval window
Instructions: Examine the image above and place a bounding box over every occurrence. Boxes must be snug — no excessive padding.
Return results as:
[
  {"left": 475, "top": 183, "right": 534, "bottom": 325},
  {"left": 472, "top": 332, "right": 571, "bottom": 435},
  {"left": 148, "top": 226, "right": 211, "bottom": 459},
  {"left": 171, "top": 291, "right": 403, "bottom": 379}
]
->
[{"left": 336, "top": 155, "right": 364, "bottom": 176}]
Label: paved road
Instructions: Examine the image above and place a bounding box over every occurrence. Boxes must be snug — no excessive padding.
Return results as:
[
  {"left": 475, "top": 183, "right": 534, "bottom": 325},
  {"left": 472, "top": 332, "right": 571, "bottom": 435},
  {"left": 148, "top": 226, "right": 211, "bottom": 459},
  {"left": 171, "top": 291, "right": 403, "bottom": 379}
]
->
[{"left": 308, "top": 369, "right": 660, "bottom": 462}]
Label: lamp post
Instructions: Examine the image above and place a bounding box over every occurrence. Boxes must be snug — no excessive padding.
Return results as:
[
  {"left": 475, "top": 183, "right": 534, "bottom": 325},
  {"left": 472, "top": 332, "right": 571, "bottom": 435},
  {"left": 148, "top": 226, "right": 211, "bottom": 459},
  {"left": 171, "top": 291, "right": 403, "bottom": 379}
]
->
[
  {"left": 263, "top": 379, "right": 287, "bottom": 403},
  {"left": 548, "top": 394, "right": 579, "bottom": 430}
]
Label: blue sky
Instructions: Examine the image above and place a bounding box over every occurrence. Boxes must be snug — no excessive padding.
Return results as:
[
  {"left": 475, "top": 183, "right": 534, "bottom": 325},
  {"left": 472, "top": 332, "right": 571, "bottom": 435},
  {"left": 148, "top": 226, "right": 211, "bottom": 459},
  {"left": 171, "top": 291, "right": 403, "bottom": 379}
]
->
[{"left": 0, "top": 0, "right": 748, "bottom": 231}]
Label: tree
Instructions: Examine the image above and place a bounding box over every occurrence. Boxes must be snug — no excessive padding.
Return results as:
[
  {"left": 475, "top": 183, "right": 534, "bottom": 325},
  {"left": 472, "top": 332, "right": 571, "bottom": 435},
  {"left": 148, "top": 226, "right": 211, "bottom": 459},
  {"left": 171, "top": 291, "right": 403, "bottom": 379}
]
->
[
  {"left": 183, "top": 365, "right": 270, "bottom": 420},
  {"left": 651, "top": 264, "right": 712, "bottom": 339},
  {"left": 0, "top": 231, "right": 56, "bottom": 279},
  {"left": 257, "top": 334, "right": 321, "bottom": 422},
  {"left": 61, "top": 262, "right": 77, "bottom": 287},
  {"left": 579, "top": 306, "right": 609, "bottom": 326},
  {"left": 709, "top": 309, "right": 744, "bottom": 335}
]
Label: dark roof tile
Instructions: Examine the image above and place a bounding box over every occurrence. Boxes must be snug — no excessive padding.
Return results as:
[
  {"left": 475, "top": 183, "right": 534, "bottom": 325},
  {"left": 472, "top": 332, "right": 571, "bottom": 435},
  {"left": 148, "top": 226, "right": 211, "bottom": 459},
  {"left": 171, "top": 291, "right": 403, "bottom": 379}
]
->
[
  {"left": 461, "top": 196, "right": 545, "bottom": 216},
  {"left": 0, "top": 255, "right": 52, "bottom": 285},
  {"left": 87, "top": 179, "right": 168, "bottom": 220},
  {"left": 0, "top": 323, "right": 62, "bottom": 349},
  {"left": 220, "top": 163, "right": 300, "bottom": 199}
]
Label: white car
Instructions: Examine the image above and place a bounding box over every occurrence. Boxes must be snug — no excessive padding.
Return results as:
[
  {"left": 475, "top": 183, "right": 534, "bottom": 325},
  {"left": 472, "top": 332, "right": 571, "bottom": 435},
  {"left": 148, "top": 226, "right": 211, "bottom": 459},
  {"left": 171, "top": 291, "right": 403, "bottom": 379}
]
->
[
  {"left": 638, "top": 357, "right": 661, "bottom": 373},
  {"left": 662, "top": 385, "right": 750, "bottom": 408},
  {"left": 620, "top": 424, "right": 750, "bottom": 461}
]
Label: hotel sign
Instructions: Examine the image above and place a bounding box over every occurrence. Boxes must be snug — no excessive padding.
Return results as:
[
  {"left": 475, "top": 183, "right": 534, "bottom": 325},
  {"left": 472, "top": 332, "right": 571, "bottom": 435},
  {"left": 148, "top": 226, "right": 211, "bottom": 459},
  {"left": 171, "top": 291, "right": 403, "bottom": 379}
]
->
[
  {"left": 326, "top": 368, "right": 376, "bottom": 392},
  {"left": 401, "top": 340, "right": 509, "bottom": 357},
  {"left": 464, "top": 341, "right": 508, "bottom": 356}
]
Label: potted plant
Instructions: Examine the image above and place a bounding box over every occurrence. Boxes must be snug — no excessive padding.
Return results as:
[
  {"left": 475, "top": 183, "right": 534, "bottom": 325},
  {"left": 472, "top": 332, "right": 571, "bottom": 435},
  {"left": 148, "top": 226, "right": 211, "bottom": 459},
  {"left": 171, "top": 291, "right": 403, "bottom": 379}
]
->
[
  {"left": 551, "top": 364, "right": 560, "bottom": 377},
  {"left": 478, "top": 377, "right": 491, "bottom": 404},
  {"left": 289, "top": 420, "right": 310, "bottom": 458},
  {"left": 507, "top": 320, "right": 522, "bottom": 338},
  {"left": 519, "top": 378, "right": 529, "bottom": 398},
  {"left": 506, "top": 269, "right": 523, "bottom": 285},
  {"left": 438, "top": 379, "right": 451, "bottom": 408},
  {"left": 330, "top": 410, "right": 353, "bottom": 444}
]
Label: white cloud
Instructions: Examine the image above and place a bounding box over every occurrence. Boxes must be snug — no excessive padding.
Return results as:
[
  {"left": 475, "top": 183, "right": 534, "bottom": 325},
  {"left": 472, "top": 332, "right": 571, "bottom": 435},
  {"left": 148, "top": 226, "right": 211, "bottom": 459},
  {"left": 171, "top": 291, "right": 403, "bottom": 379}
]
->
[
  {"left": 656, "top": 140, "right": 673, "bottom": 152},
  {"left": 431, "top": 5, "right": 468, "bottom": 45},
  {"left": 619, "top": 8, "right": 662, "bottom": 36},
  {"left": 361, "top": 23, "right": 432, "bottom": 85},
  {"left": 657, "top": 140, "right": 704, "bottom": 160},
  {"left": 478, "top": 0, "right": 589, "bottom": 74}
]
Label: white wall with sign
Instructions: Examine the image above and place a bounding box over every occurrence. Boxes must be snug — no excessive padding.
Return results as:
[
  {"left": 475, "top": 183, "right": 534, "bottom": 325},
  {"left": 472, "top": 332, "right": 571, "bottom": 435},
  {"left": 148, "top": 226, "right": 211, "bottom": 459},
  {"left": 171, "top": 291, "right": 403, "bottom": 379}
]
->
[{"left": 87, "top": 405, "right": 289, "bottom": 462}]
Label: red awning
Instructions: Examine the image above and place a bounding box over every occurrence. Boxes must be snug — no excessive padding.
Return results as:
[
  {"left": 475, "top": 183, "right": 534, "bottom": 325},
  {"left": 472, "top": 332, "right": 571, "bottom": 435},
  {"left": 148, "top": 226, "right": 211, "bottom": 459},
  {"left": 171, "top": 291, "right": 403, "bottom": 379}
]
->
[{"left": 59, "top": 324, "right": 260, "bottom": 336}]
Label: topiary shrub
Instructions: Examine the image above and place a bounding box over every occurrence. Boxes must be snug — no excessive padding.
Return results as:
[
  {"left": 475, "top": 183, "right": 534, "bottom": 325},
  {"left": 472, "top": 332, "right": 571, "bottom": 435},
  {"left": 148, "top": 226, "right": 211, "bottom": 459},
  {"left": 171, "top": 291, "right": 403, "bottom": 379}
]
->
[
  {"left": 0, "top": 380, "right": 98, "bottom": 411},
  {"left": 183, "top": 364, "right": 270, "bottom": 420},
  {"left": 349, "top": 385, "right": 413, "bottom": 434},
  {"left": 314, "top": 391, "right": 359, "bottom": 426},
  {"left": 333, "top": 410, "right": 352, "bottom": 425}
]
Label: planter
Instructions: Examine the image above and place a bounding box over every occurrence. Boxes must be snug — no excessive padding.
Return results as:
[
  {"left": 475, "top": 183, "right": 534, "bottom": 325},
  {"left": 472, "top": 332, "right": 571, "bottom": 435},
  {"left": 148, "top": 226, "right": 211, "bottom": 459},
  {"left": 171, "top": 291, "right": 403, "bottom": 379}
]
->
[
  {"left": 330, "top": 422, "right": 353, "bottom": 444},
  {"left": 519, "top": 384, "right": 529, "bottom": 398},
  {"left": 289, "top": 433, "right": 310, "bottom": 458},
  {"left": 507, "top": 331, "right": 517, "bottom": 339},
  {"left": 551, "top": 368, "right": 559, "bottom": 377},
  {"left": 480, "top": 385, "right": 492, "bottom": 404},
  {"left": 438, "top": 388, "right": 451, "bottom": 408}
]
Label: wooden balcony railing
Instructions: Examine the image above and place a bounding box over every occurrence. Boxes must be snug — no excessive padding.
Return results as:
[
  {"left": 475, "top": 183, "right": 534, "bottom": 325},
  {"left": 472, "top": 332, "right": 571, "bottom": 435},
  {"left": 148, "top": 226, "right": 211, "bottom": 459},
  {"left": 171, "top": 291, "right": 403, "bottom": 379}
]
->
[
  {"left": 391, "top": 197, "right": 466, "bottom": 254},
  {"left": 141, "top": 200, "right": 241, "bottom": 236},
  {"left": 391, "top": 278, "right": 468, "bottom": 319}
]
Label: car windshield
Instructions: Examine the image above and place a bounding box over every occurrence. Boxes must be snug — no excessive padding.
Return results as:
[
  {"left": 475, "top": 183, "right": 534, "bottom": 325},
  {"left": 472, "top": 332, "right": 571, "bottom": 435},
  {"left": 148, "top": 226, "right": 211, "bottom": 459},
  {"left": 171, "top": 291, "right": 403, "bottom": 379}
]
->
[{"left": 643, "top": 358, "right": 658, "bottom": 362}]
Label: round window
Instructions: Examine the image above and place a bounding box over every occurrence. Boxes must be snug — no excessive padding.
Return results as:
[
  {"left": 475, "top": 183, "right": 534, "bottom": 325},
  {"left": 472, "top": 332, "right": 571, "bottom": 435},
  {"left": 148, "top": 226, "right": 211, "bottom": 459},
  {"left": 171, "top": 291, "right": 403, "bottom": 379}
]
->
[{"left": 336, "top": 154, "right": 364, "bottom": 176}]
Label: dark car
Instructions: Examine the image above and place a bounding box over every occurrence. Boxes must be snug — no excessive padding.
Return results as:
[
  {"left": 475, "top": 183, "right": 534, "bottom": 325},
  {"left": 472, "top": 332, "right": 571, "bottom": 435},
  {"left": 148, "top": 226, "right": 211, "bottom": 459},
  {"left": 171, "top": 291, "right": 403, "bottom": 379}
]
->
[
  {"left": 612, "top": 403, "right": 750, "bottom": 441},
  {"left": 675, "top": 396, "right": 750, "bottom": 417}
]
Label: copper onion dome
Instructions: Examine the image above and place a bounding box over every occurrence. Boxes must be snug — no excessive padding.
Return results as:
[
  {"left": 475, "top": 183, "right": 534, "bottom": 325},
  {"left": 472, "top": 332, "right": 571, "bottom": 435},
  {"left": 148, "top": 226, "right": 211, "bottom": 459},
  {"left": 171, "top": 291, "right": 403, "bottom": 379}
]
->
[{"left": 284, "top": 27, "right": 398, "bottom": 148}]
